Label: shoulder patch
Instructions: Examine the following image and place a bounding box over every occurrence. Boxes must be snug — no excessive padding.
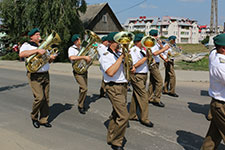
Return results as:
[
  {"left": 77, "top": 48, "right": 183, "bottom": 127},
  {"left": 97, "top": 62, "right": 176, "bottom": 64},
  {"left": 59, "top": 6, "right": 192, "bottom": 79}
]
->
[
  {"left": 103, "top": 52, "right": 109, "bottom": 55},
  {"left": 219, "top": 57, "right": 225, "bottom": 63},
  {"left": 134, "top": 49, "right": 137, "bottom": 52}
]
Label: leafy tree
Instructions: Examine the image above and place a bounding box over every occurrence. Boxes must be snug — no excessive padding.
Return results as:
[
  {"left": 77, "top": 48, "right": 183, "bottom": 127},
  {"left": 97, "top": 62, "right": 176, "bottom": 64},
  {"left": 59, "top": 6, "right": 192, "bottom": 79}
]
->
[{"left": 0, "top": 0, "right": 87, "bottom": 61}]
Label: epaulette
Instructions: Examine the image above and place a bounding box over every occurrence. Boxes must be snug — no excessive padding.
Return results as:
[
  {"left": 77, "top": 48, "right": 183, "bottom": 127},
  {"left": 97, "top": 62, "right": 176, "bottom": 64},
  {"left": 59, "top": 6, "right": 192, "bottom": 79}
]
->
[
  {"left": 219, "top": 57, "right": 225, "bottom": 63},
  {"left": 103, "top": 52, "right": 109, "bottom": 55}
]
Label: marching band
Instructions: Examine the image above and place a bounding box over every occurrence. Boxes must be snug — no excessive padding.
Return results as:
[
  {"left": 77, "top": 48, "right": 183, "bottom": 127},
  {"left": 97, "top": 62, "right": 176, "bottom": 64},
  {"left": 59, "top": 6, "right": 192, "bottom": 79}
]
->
[{"left": 19, "top": 27, "right": 225, "bottom": 150}]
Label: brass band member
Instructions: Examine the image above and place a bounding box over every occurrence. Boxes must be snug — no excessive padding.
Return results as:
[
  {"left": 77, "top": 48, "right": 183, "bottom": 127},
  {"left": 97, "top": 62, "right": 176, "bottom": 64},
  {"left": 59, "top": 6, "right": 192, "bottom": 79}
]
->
[
  {"left": 161, "top": 36, "right": 179, "bottom": 97},
  {"left": 97, "top": 36, "right": 109, "bottom": 98},
  {"left": 148, "top": 29, "right": 165, "bottom": 107},
  {"left": 99, "top": 32, "right": 128, "bottom": 150},
  {"left": 129, "top": 33, "right": 154, "bottom": 127},
  {"left": 19, "top": 28, "right": 56, "bottom": 128},
  {"left": 201, "top": 33, "right": 225, "bottom": 150},
  {"left": 68, "top": 34, "right": 91, "bottom": 114}
]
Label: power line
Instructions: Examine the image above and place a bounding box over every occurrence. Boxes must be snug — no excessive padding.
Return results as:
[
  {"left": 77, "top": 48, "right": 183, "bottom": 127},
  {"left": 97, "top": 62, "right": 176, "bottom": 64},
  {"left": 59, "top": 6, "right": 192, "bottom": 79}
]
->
[{"left": 116, "top": 0, "right": 147, "bottom": 14}]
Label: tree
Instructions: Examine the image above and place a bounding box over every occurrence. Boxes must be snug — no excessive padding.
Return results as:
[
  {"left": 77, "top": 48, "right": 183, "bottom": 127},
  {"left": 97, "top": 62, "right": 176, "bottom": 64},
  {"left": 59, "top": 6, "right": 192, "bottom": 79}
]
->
[{"left": 0, "top": 0, "right": 87, "bottom": 61}]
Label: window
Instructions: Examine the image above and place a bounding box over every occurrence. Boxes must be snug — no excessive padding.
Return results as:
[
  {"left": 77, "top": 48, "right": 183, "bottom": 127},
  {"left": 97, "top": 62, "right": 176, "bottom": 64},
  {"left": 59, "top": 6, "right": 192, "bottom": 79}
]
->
[{"left": 102, "top": 15, "right": 107, "bottom": 23}]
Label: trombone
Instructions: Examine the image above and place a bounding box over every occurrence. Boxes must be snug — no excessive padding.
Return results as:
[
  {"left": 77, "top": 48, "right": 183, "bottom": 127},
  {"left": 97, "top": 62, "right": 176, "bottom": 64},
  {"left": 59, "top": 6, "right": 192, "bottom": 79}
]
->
[{"left": 141, "top": 35, "right": 156, "bottom": 66}]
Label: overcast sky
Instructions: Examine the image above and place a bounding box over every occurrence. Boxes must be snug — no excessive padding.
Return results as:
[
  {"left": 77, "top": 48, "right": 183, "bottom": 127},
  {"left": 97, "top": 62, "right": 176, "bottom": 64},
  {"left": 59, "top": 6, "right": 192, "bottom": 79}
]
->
[{"left": 85, "top": 0, "right": 225, "bottom": 26}]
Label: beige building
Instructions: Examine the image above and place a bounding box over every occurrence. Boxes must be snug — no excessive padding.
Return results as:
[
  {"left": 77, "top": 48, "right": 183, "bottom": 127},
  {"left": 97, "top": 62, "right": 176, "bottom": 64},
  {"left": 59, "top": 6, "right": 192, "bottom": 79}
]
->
[{"left": 124, "top": 16, "right": 199, "bottom": 44}]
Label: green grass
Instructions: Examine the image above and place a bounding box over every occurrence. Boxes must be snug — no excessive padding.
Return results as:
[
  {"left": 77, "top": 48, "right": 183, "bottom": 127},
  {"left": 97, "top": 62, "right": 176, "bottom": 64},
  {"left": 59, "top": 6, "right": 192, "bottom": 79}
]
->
[
  {"left": 175, "top": 56, "right": 209, "bottom": 71},
  {"left": 174, "top": 43, "right": 209, "bottom": 71}
]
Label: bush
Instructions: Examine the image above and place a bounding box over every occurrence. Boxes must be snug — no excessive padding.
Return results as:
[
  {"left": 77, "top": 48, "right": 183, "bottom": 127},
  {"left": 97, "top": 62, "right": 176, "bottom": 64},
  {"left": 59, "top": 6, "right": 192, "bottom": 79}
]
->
[{"left": 1, "top": 51, "right": 19, "bottom": 60}]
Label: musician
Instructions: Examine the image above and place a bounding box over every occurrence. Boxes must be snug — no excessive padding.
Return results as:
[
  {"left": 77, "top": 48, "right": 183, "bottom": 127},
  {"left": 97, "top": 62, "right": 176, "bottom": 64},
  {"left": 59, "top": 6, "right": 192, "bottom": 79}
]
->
[
  {"left": 68, "top": 34, "right": 91, "bottom": 114},
  {"left": 99, "top": 32, "right": 128, "bottom": 150},
  {"left": 147, "top": 29, "right": 165, "bottom": 107},
  {"left": 19, "top": 28, "right": 57, "bottom": 128},
  {"left": 161, "top": 36, "right": 179, "bottom": 97},
  {"left": 129, "top": 33, "right": 154, "bottom": 127},
  {"left": 201, "top": 33, "right": 225, "bottom": 150},
  {"left": 97, "top": 36, "right": 109, "bottom": 98}
]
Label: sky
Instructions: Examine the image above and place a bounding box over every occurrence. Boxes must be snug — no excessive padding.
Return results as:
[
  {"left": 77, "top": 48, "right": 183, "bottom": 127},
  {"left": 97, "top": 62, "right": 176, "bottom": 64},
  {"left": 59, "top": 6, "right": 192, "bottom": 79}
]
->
[{"left": 85, "top": 0, "right": 225, "bottom": 26}]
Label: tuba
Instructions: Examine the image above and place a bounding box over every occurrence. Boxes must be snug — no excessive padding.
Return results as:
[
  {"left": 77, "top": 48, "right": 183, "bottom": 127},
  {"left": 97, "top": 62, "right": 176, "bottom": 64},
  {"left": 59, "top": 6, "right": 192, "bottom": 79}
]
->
[
  {"left": 114, "top": 31, "right": 134, "bottom": 81},
  {"left": 73, "top": 30, "right": 101, "bottom": 74},
  {"left": 141, "top": 35, "right": 156, "bottom": 66},
  {"left": 25, "top": 31, "right": 61, "bottom": 73}
]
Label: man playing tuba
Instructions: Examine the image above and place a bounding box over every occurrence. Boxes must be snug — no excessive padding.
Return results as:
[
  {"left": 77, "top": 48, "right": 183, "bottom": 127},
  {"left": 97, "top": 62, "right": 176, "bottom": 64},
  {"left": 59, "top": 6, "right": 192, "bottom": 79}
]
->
[
  {"left": 68, "top": 34, "right": 91, "bottom": 114},
  {"left": 19, "top": 28, "right": 57, "bottom": 128}
]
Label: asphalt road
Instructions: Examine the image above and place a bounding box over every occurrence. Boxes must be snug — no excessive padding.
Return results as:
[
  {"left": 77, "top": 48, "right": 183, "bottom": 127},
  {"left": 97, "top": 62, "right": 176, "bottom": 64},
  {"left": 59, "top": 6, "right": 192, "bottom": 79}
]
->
[{"left": 0, "top": 67, "right": 224, "bottom": 150}]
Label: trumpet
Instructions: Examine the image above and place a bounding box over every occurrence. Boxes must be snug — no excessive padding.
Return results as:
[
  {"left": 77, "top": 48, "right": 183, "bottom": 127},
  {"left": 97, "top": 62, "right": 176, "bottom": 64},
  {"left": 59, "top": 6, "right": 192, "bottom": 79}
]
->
[
  {"left": 141, "top": 35, "right": 156, "bottom": 66},
  {"left": 162, "top": 39, "right": 182, "bottom": 60},
  {"left": 114, "top": 31, "right": 134, "bottom": 81}
]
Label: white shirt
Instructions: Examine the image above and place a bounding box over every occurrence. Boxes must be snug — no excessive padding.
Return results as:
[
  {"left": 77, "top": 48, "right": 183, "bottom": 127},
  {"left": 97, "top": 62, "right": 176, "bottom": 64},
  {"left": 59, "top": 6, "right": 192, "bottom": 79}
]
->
[
  {"left": 151, "top": 43, "right": 161, "bottom": 63},
  {"left": 208, "top": 49, "right": 225, "bottom": 101},
  {"left": 130, "top": 45, "right": 148, "bottom": 73},
  {"left": 99, "top": 49, "right": 127, "bottom": 83},
  {"left": 68, "top": 44, "right": 79, "bottom": 57},
  {"left": 97, "top": 44, "right": 108, "bottom": 58},
  {"left": 161, "top": 43, "right": 171, "bottom": 60},
  {"left": 20, "top": 42, "right": 49, "bottom": 72}
]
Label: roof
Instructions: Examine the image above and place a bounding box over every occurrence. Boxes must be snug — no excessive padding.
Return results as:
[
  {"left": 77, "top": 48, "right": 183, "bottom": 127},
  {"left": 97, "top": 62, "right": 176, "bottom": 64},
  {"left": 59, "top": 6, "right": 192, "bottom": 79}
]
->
[
  {"left": 79, "top": 3, "right": 107, "bottom": 26},
  {"left": 79, "top": 3, "right": 123, "bottom": 31}
]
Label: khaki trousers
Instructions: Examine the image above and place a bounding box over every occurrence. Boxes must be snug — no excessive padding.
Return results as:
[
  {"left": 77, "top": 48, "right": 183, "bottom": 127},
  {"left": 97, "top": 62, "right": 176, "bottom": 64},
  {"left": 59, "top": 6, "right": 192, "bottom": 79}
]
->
[
  {"left": 129, "top": 73, "right": 150, "bottom": 123},
  {"left": 27, "top": 72, "right": 49, "bottom": 124},
  {"left": 73, "top": 71, "right": 87, "bottom": 108},
  {"left": 163, "top": 60, "right": 176, "bottom": 94},
  {"left": 201, "top": 99, "right": 225, "bottom": 150},
  {"left": 148, "top": 63, "right": 163, "bottom": 103},
  {"left": 100, "top": 77, "right": 106, "bottom": 96},
  {"left": 105, "top": 83, "right": 129, "bottom": 147}
]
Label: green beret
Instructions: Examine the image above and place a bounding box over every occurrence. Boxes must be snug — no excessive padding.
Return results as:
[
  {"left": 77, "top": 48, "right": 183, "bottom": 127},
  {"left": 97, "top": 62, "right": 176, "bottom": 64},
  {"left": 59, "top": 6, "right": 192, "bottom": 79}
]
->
[
  {"left": 28, "top": 28, "right": 40, "bottom": 36},
  {"left": 134, "top": 33, "right": 144, "bottom": 42},
  {"left": 149, "top": 29, "right": 158, "bottom": 36},
  {"left": 168, "top": 35, "right": 176, "bottom": 41},
  {"left": 107, "top": 32, "right": 118, "bottom": 42},
  {"left": 213, "top": 33, "right": 225, "bottom": 46},
  {"left": 71, "top": 34, "right": 80, "bottom": 42},
  {"left": 101, "top": 36, "right": 108, "bottom": 41}
]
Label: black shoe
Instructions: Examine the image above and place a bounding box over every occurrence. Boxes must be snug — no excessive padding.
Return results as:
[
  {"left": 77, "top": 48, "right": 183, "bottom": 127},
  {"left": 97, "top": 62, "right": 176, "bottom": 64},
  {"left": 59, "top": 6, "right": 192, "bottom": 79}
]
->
[
  {"left": 152, "top": 101, "right": 165, "bottom": 107},
  {"left": 140, "top": 121, "right": 154, "bottom": 128},
  {"left": 168, "top": 93, "right": 179, "bottom": 97},
  {"left": 98, "top": 94, "right": 105, "bottom": 99},
  {"left": 162, "top": 92, "right": 168, "bottom": 95},
  {"left": 32, "top": 120, "right": 40, "bottom": 128},
  {"left": 78, "top": 107, "right": 86, "bottom": 114},
  {"left": 40, "top": 122, "right": 52, "bottom": 128},
  {"left": 111, "top": 145, "right": 124, "bottom": 150}
]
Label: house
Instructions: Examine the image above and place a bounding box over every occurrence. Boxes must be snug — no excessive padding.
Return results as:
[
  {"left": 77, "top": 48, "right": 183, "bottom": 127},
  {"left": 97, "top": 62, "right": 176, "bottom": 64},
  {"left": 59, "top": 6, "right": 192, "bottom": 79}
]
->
[
  {"left": 124, "top": 16, "right": 200, "bottom": 44},
  {"left": 79, "top": 3, "right": 123, "bottom": 37}
]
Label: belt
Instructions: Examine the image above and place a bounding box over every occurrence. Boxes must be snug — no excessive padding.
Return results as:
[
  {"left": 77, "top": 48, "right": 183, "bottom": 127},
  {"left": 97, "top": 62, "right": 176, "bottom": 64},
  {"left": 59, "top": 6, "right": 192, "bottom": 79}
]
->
[
  {"left": 105, "top": 82, "right": 127, "bottom": 86},
  {"left": 27, "top": 71, "right": 48, "bottom": 74},
  {"left": 134, "top": 73, "right": 147, "bottom": 75},
  {"left": 212, "top": 98, "right": 225, "bottom": 104}
]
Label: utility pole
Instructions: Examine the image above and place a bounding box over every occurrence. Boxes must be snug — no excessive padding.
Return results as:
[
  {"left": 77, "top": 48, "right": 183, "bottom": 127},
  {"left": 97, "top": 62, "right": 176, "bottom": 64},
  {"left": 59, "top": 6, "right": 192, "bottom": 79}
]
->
[{"left": 209, "top": 0, "right": 218, "bottom": 49}]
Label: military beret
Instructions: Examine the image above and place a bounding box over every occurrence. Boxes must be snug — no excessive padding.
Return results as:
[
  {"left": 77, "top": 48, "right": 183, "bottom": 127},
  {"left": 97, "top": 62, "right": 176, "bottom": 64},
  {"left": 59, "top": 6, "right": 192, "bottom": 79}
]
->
[
  {"left": 101, "top": 36, "right": 108, "bottom": 42},
  {"left": 134, "top": 33, "right": 144, "bottom": 42},
  {"left": 168, "top": 35, "right": 177, "bottom": 41},
  {"left": 213, "top": 33, "right": 225, "bottom": 46},
  {"left": 107, "top": 32, "right": 118, "bottom": 42},
  {"left": 149, "top": 29, "right": 158, "bottom": 36},
  {"left": 28, "top": 28, "right": 40, "bottom": 36},
  {"left": 71, "top": 34, "right": 80, "bottom": 42}
]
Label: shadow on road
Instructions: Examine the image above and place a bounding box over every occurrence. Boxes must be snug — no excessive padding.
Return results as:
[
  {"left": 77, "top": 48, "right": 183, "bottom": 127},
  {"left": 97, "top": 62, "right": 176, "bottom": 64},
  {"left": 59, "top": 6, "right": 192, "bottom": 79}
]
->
[
  {"left": 84, "top": 94, "right": 101, "bottom": 111},
  {"left": 48, "top": 103, "right": 73, "bottom": 123},
  {"left": 188, "top": 102, "right": 210, "bottom": 120},
  {"left": 0, "top": 83, "right": 28, "bottom": 92},
  {"left": 176, "top": 130, "right": 225, "bottom": 150}
]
